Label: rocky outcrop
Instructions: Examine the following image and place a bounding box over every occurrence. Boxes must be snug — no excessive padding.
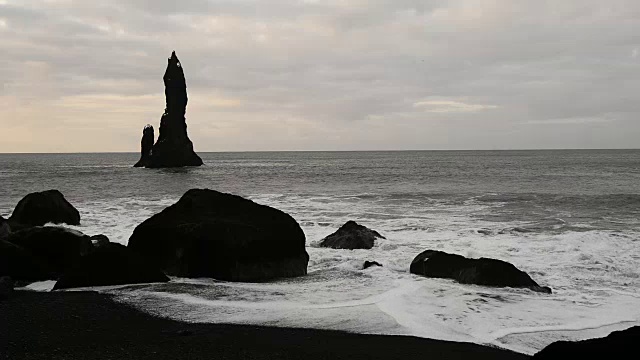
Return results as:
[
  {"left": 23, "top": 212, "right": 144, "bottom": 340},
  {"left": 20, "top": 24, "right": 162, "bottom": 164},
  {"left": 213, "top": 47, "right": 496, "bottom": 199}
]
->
[
  {"left": 128, "top": 189, "right": 309, "bottom": 281},
  {"left": 134, "top": 51, "right": 202, "bottom": 168},
  {"left": 0, "top": 239, "right": 49, "bottom": 281},
  {"left": 533, "top": 326, "right": 639, "bottom": 359},
  {"left": 54, "top": 243, "right": 169, "bottom": 290},
  {"left": 319, "top": 221, "right": 385, "bottom": 250},
  {"left": 134, "top": 124, "right": 155, "bottom": 167},
  {"left": 363, "top": 260, "right": 382, "bottom": 269},
  {"left": 8, "top": 190, "right": 80, "bottom": 228},
  {"left": 409, "top": 250, "right": 551, "bottom": 293},
  {"left": 7, "top": 226, "right": 93, "bottom": 277},
  {"left": 0, "top": 215, "right": 9, "bottom": 241}
]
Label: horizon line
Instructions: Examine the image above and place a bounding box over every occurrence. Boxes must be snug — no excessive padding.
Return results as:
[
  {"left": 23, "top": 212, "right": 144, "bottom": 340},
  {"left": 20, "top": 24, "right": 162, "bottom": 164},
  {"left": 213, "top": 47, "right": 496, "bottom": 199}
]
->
[{"left": 1, "top": 147, "right": 639, "bottom": 155}]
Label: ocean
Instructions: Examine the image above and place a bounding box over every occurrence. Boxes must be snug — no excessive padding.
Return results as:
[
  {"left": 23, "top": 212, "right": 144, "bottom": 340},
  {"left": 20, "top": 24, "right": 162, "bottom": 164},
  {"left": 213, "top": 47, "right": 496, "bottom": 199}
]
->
[{"left": 1, "top": 150, "right": 639, "bottom": 354}]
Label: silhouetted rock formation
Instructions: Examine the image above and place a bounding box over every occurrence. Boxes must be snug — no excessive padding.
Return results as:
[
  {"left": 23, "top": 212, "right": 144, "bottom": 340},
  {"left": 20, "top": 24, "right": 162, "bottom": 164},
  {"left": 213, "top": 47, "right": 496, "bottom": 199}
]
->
[
  {"left": 134, "top": 124, "right": 155, "bottom": 167},
  {"left": 0, "top": 239, "right": 49, "bottom": 281},
  {"left": 533, "top": 326, "right": 639, "bottom": 359},
  {"left": 8, "top": 226, "right": 93, "bottom": 278},
  {"left": 319, "top": 221, "right": 385, "bottom": 250},
  {"left": 0, "top": 216, "right": 9, "bottom": 241},
  {"left": 363, "top": 260, "right": 382, "bottom": 269},
  {"left": 128, "top": 189, "right": 309, "bottom": 281},
  {"left": 134, "top": 51, "right": 202, "bottom": 168},
  {"left": 54, "top": 243, "right": 169, "bottom": 290},
  {"left": 410, "top": 250, "right": 552, "bottom": 293},
  {"left": 9, "top": 190, "right": 80, "bottom": 228}
]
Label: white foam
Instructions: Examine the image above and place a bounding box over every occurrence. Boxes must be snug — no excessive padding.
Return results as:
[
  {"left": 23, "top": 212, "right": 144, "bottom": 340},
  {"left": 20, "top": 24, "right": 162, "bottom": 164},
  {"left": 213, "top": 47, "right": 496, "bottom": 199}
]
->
[
  {"left": 21, "top": 280, "right": 56, "bottom": 292},
  {"left": 54, "top": 192, "right": 639, "bottom": 354}
]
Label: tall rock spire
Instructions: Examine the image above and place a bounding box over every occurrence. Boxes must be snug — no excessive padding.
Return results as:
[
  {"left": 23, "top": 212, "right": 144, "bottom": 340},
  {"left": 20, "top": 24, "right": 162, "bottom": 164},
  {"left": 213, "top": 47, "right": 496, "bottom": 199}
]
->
[{"left": 134, "top": 51, "right": 203, "bottom": 168}]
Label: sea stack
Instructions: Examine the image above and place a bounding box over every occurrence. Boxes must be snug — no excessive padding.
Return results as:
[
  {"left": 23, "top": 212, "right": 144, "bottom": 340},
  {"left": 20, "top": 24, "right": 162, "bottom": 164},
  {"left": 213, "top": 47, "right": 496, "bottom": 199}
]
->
[
  {"left": 134, "top": 51, "right": 203, "bottom": 168},
  {"left": 134, "top": 125, "right": 154, "bottom": 167}
]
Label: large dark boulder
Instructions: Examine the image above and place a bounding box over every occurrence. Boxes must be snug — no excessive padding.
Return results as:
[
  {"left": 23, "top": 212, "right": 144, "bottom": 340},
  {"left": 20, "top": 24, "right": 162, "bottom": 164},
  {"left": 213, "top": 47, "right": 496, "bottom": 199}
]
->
[
  {"left": 0, "top": 239, "right": 49, "bottom": 281},
  {"left": 319, "top": 221, "right": 385, "bottom": 250},
  {"left": 8, "top": 226, "right": 93, "bottom": 277},
  {"left": 410, "top": 250, "right": 551, "bottom": 293},
  {"left": 54, "top": 243, "right": 169, "bottom": 290},
  {"left": 533, "top": 326, "right": 639, "bottom": 359},
  {"left": 9, "top": 190, "right": 80, "bottom": 227},
  {"left": 0, "top": 215, "right": 9, "bottom": 241},
  {"left": 128, "top": 189, "right": 309, "bottom": 281},
  {"left": 135, "top": 51, "right": 203, "bottom": 168},
  {"left": 134, "top": 124, "right": 155, "bottom": 167}
]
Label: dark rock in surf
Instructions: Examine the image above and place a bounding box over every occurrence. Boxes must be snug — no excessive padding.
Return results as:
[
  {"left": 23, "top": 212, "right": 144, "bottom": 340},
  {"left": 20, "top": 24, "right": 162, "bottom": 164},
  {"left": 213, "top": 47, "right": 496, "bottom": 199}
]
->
[
  {"left": 0, "top": 276, "right": 13, "bottom": 300},
  {"left": 0, "top": 216, "right": 9, "bottom": 241},
  {"left": 409, "top": 250, "right": 552, "bottom": 293},
  {"left": 134, "top": 124, "right": 155, "bottom": 167},
  {"left": 363, "top": 261, "right": 382, "bottom": 269},
  {"left": 9, "top": 190, "right": 80, "bottom": 228},
  {"left": 8, "top": 226, "right": 93, "bottom": 277},
  {"left": 128, "top": 189, "right": 309, "bottom": 281},
  {"left": 136, "top": 51, "right": 202, "bottom": 168},
  {"left": 54, "top": 243, "right": 169, "bottom": 290},
  {"left": 0, "top": 239, "right": 49, "bottom": 281},
  {"left": 533, "top": 326, "right": 639, "bottom": 359},
  {"left": 319, "top": 221, "right": 385, "bottom": 250}
]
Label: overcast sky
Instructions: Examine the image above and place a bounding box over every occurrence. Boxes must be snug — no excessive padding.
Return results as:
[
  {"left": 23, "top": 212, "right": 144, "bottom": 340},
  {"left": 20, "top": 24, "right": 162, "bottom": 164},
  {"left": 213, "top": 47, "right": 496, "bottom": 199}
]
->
[{"left": 1, "top": 0, "right": 639, "bottom": 152}]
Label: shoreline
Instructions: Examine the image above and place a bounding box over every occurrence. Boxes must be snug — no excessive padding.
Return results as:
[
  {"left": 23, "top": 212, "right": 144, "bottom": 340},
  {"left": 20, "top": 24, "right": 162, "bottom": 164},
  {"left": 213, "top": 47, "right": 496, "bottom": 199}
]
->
[{"left": 1, "top": 290, "right": 528, "bottom": 360}]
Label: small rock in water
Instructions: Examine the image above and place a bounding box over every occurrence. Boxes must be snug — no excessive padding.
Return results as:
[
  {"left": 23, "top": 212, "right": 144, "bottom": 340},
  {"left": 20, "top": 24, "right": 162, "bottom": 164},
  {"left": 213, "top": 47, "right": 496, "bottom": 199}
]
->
[
  {"left": 410, "top": 249, "right": 552, "bottom": 293},
  {"left": 363, "top": 261, "right": 382, "bottom": 269},
  {"left": 319, "top": 221, "right": 385, "bottom": 250}
]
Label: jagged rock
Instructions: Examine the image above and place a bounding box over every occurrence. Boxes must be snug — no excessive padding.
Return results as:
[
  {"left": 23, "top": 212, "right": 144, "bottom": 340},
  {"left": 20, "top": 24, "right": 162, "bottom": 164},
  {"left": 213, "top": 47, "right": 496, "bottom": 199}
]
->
[
  {"left": 533, "top": 326, "right": 639, "bottom": 359},
  {"left": 363, "top": 261, "right": 382, "bottom": 269},
  {"left": 0, "top": 239, "right": 49, "bottom": 281},
  {"left": 0, "top": 215, "right": 9, "bottom": 241},
  {"left": 134, "top": 124, "right": 155, "bottom": 167},
  {"left": 136, "top": 51, "right": 203, "bottom": 168},
  {"left": 0, "top": 276, "right": 14, "bottom": 300},
  {"left": 409, "top": 250, "right": 552, "bottom": 293},
  {"left": 319, "top": 221, "right": 385, "bottom": 250},
  {"left": 7, "top": 226, "right": 93, "bottom": 277},
  {"left": 9, "top": 190, "right": 80, "bottom": 228},
  {"left": 128, "top": 189, "right": 309, "bottom": 281},
  {"left": 54, "top": 243, "right": 169, "bottom": 290}
]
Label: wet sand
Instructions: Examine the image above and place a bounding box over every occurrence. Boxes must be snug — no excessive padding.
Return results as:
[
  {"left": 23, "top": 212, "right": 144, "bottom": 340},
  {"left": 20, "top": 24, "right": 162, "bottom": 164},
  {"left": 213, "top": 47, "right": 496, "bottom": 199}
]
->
[{"left": 0, "top": 290, "right": 528, "bottom": 360}]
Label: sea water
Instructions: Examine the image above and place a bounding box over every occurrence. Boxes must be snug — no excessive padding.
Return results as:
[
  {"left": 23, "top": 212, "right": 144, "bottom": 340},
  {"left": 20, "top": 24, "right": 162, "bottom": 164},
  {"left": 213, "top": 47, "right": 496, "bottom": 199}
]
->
[{"left": 1, "top": 150, "right": 639, "bottom": 354}]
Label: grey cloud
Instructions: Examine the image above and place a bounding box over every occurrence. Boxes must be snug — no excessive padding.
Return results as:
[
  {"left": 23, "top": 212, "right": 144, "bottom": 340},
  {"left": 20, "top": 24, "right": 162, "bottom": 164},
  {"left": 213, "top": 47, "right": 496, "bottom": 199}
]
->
[{"left": 1, "top": 0, "right": 639, "bottom": 152}]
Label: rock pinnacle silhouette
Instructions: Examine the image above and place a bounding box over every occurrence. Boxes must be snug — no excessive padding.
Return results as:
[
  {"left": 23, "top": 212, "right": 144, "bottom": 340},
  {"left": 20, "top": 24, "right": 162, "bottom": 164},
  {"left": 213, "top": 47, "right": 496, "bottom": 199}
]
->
[{"left": 134, "top": 51, "right": 203, "bottom": 168}]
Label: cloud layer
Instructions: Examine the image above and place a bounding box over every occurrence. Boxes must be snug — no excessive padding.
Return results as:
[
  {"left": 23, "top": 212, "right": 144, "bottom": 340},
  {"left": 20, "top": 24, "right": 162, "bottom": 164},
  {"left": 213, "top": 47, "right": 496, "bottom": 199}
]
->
[{"left": 1, "top": 0, "right": 639, "bottom": 152}]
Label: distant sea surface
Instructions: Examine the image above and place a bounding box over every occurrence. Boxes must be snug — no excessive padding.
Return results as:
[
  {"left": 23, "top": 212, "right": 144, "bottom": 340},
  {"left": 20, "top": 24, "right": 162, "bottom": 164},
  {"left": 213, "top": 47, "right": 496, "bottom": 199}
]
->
[{"left": 2, "top": 150, "right": 639, "bottom": 354}]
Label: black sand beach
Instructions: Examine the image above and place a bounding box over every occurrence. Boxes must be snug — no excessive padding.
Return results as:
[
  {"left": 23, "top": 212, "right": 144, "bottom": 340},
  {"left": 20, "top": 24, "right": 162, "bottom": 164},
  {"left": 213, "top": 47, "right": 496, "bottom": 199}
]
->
[{"left": 1, "top": 290, "right": 527, "bottom": 360}]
